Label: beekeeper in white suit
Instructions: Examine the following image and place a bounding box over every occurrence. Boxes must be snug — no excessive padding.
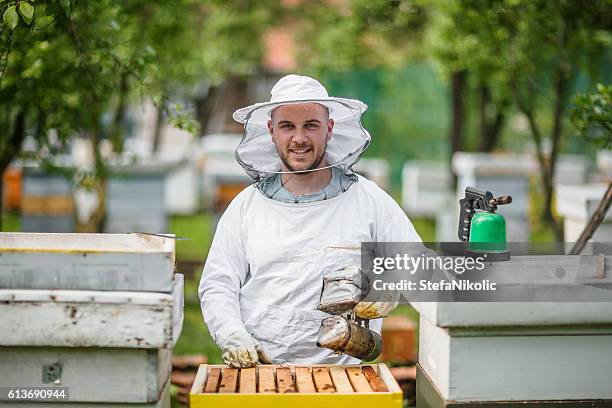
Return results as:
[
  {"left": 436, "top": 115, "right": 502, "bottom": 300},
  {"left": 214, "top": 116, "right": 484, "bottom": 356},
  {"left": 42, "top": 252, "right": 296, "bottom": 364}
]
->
[{"left": 199, "top": 74, "right": 422, "bottom": 368}]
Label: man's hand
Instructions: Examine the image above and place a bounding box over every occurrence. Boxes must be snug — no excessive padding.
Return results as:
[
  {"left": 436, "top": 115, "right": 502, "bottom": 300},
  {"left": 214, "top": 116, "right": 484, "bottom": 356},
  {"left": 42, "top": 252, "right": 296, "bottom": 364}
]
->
[
  {"left": 221, "top": 330, "right": 272, "bottom": 368},
  {"left": 354, "top": 293, "right": 399, "bottom": 319}
]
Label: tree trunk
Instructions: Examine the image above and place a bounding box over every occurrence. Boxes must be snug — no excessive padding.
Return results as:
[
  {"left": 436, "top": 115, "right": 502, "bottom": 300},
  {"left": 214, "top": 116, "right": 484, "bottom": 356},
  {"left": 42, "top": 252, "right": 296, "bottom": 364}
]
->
[
  {"left": 486, "top": 109, "right": 506, "bottom": 151},
  {"left": 0, "top": 177, "right": 4, "bottom": 231},
  {"left": 523, "top": 109, "right": 559, "bottom": 237},
  {"left": 75, "top": 132, "right": 107, "bottom": 233},
  {"left": 152, "top": 102, "right": 164, "bottom": 154},
  {"left": 478, "top": 84, "right": 507, "bottom": 152},
  {"left": 450, "top": 70, "right": 467, "bottom": 189},
  {"left": 194, "top": 84, "right": 218, "bottom": 137},
  {"left": 545, "top": 71, "right": 568, "bottom": 242},
  {"left": 205, "top": 76, "right": 249, "bottom": 134},
  {"left": 478, "top": 84, "right": 490, "bottom": 151},
  {"left": 0, "top": 111, "right": 26, "bottom": 231},
  {"left": 545, "top": 22, "right": 571, "bottom": 242},
  {"left": 570, "top": 181, "right": 612, "bottom": 255},
  {"left": 110, "top": 72, "right": 129, "bottom": 153}
]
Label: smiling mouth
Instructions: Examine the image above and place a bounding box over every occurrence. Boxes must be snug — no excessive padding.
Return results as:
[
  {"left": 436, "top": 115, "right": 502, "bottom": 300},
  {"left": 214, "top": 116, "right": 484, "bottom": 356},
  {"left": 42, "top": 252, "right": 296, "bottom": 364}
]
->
[{"left": 289, "top": 148, "right": 312, "bottom": 156}]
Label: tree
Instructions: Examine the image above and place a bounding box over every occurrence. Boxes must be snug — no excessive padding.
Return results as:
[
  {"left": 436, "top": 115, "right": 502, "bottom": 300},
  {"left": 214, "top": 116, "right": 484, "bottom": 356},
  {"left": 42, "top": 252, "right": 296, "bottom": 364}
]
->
[
  {"left": 1, "top": 0, "right": 115, "bottom": 230},
  {"left": 571, "top": 84, "right": 612, "bottom": 150},
  {"left": 429, "top": 0, "right": 518, "bottom": 165},
  {"left": 292, "top": 0, "right": 428, "bottom": 73},
  {"left": 430, "top": 0, "right": 611, "bottom": 241},
  {"left": 570, "top": 84, "right": 612, "bottom": 253},
  {"left": 0, "top": 0, "right": 204, "bottom": 231},
  {"left": 0, "top": 0, "right": 279, "bottom": 231},
  {"left": 503, "top": 0, "right": 610, "bottom": 241}
]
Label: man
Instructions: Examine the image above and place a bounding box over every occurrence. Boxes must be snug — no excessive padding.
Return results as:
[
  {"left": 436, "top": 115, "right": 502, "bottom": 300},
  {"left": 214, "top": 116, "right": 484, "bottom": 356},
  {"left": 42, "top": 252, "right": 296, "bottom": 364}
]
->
[{"left": 199, "top": 74, "right": 421, "bottom": 368}]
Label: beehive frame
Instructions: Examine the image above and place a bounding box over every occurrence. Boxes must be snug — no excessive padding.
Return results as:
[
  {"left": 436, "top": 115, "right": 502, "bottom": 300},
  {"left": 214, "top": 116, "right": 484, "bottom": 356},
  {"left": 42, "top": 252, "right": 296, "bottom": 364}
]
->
[{"left": 190, "top": 364, "right": 402, "bottom": 408}]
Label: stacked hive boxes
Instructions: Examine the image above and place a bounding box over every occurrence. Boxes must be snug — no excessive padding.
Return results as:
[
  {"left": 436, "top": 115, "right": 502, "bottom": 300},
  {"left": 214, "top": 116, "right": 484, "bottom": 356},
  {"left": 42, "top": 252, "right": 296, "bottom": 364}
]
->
[
  {"left": 105, "top": 163, "right": 174, "bottom": 234},
  {"left": 0, "top": 232, "right": 183, "bottom": 407},
  {"left": 413, "top": 254, "right": 612, "bottom": 407},
  {"left": 21, "top": 168, "right": 75, "bottom": 233},
  {"left": 557, "top": 183, "right": 612, "bottom": 244}
]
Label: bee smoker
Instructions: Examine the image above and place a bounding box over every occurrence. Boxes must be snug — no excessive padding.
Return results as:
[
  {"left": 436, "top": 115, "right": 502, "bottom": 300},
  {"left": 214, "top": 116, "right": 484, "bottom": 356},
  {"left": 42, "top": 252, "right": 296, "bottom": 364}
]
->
[{"left": 315, "top": 266, "right": 382, "bottom": 360}]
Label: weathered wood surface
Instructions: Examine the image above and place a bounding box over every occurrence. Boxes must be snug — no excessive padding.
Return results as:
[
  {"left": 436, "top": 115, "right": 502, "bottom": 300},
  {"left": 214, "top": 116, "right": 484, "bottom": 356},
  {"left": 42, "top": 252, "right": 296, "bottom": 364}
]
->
[
  {"left": 362, "top": 365, "right": 388, "bottom": 392},
  {"left": 239, "top": 368, "right": 256, "bottom": 393},
  {"left": 295, "top": 367, "right": 316, "bottom": 393},
  {"left": 346, "top": 367, "right": 373, "bottom": 392},
  {"left": 0, "top": 232, "right": 175, "bottom": 292},
  {"left": 204, "top": 368, "right": 221, "bottom": 393},
  {"left": 419, "top": 316, "right": 612, "bottom": 401},
  {"left": 417, "top": 364, "right": 612, "bottom": 408},
  {"left": 218, "top": 368, "right": 238, "bottom": 393},
  {"left": 329, "top": 366, "right": 354, "bottom": 393},
  {"left": 276, "top": 367, "right": 295, "bottom": 393},
  {"left": 0, "top": 347, "right": 171, "bottom": 403},
  {"left": 258, "top": 366, "right": 276, "bottom": 393},
  {"left": 0, "top": 232, "right": 175, "bottom": 252},
  {"left": 0, "top": 274, "right": 184, "bottom": 348},
  {"left": 191, "top": 365, "right": 401, "bottom": 396},
  {"left": 312, "top": 367, "right": 335, "bottom": 393}
]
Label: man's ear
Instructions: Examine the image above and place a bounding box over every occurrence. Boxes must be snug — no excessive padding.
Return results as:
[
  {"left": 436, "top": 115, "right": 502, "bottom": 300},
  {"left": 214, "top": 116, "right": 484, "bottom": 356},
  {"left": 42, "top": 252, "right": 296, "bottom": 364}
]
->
[
  {"left": 267, "top": 120, "right": 274, "bottom": 140},
  {"left": 326, "top": 118, "right": 334, "bottom": 143}
]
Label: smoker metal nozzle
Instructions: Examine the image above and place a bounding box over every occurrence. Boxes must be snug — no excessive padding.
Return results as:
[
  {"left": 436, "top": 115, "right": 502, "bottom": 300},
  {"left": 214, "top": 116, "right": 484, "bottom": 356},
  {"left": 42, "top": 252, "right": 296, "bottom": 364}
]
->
[{"left": 316, "top": 315, "right": 382, "bottom": 361}]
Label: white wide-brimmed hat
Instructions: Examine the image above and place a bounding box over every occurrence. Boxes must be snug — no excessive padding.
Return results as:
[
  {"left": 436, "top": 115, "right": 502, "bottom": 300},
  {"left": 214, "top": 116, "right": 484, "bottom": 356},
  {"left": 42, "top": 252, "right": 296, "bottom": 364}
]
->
[{"left": 232, "top": 74, "right": 371, "bottom": 181}]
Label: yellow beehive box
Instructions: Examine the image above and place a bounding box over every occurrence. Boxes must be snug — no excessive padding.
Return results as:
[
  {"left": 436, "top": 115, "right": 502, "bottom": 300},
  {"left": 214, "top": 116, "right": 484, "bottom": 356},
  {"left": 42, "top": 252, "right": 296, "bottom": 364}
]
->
[{"left": 190, "top": 363, "right": 403, "bottom": 408}]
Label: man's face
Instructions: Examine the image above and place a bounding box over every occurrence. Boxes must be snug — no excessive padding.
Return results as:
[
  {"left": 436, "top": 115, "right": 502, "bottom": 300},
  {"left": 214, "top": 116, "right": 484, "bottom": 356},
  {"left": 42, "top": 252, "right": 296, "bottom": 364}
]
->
[{"left": 268, "top": 103, "right": 334, "bottom": 172}]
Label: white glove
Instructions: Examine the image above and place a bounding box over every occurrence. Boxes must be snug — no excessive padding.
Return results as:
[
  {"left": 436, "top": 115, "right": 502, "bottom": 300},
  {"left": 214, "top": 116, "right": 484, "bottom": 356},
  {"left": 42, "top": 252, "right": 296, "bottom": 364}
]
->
[
  {"left": 354, "top": 295, "right": 399, "bottom": 319},
  {"left": 221, "top": 330, "right": 272, "bottom": 368},
  {"left": 354, "top": 271, "right": 400, "bottom": 319}
]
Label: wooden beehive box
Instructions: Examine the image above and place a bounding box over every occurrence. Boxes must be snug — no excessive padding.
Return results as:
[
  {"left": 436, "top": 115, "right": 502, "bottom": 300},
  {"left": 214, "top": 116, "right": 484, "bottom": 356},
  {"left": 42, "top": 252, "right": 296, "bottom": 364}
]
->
[
  {"left": 190, "top": 364, "right": 402, "bottom": 408},
  {"left": 381, "top": 315, "right": 415, "bottom": 363},
  {"left": 0, "top": 274, "right": 183, "bottom": 348},
  {"left": 0, "top": 347, "right": 172, "bottom": 403},
  {"left": 0, "top": 232, "right": 176, "bottom": 292},
  {"left": 21, "top": 169, "right": 75, "bottom": 232}
]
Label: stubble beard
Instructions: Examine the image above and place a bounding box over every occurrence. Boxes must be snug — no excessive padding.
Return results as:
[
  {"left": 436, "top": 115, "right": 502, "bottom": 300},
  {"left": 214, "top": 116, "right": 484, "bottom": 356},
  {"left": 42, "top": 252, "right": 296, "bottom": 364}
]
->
[{"left": 278, "top": 145, "right": 328, "bottom": 174}]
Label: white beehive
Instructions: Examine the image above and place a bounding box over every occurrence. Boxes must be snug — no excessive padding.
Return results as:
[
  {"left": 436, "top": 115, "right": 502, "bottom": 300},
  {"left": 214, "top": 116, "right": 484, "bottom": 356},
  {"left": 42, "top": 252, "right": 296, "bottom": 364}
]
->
[
  {"left": 557, "top": 183, "right": 612, "bottom": 243},
  {"left": 402, "top": 160, "right": 452, "bottom": 217},
  {"left": 452, "top": 152, "right": 536, "bottom": 242},
  {"left": 414, "top": 254, "right": 612, "bottom": 406},
  {"left": 0, "top": 232, "right": 176, "bottom": 291},
  {"left": 0, "top": 232, "right": 182, "bottom": 406}
]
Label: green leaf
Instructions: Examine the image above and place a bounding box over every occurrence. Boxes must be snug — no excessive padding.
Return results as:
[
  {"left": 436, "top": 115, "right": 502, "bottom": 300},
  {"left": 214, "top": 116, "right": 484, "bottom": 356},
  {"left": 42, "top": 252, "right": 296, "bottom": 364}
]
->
[
  {"left": 59, "top": 0, "right": 70, "bottom": 17},
  {"left": 3, "top": 5, "right": 19, "bottom": 30},
  {"left": 19, "top": 2, "right": 34, "bottom": 25},
  {"left": 44, "top": 2, "right": 59, "bottom": 17}
]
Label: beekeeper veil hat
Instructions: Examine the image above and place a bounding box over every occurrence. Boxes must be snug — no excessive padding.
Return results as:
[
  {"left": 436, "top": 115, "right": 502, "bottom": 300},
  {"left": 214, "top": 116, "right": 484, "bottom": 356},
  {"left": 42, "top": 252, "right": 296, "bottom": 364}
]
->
[{"left": 232, "top": 74, "right": 371, "bottom": 182}]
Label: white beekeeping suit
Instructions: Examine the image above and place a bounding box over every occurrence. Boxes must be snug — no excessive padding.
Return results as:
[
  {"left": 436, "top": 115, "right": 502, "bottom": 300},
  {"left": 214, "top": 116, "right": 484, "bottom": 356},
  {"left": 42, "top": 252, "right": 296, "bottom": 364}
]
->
[{"left": 198, "top": 74, "right": 422, "bottom": 366}]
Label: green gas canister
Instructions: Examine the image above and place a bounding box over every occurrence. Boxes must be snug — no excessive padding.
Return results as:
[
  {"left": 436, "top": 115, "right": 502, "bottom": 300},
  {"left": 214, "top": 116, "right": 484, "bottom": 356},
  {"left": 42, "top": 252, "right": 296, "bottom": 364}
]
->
[{"left": 458, "top": 187, "right": 512, "bottom": 261}]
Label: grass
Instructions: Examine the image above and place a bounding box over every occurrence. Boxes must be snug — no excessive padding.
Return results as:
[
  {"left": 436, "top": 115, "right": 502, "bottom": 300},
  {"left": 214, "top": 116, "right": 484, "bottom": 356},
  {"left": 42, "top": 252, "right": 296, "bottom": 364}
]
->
[
  {"left": 175, "top": 299, "right": 223, "bottom": 362},
  {"left": 169, "top": 214, "right": 214, "bottom": 260},
  {"left": 168, "top": 213, "right": 223, "bottom": 361},
  {"left": 410, "top": 217, "right": 436, "bottom": 242},
  {"left": 0, "top": 212, "right": 20, "bottom": 231}
]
